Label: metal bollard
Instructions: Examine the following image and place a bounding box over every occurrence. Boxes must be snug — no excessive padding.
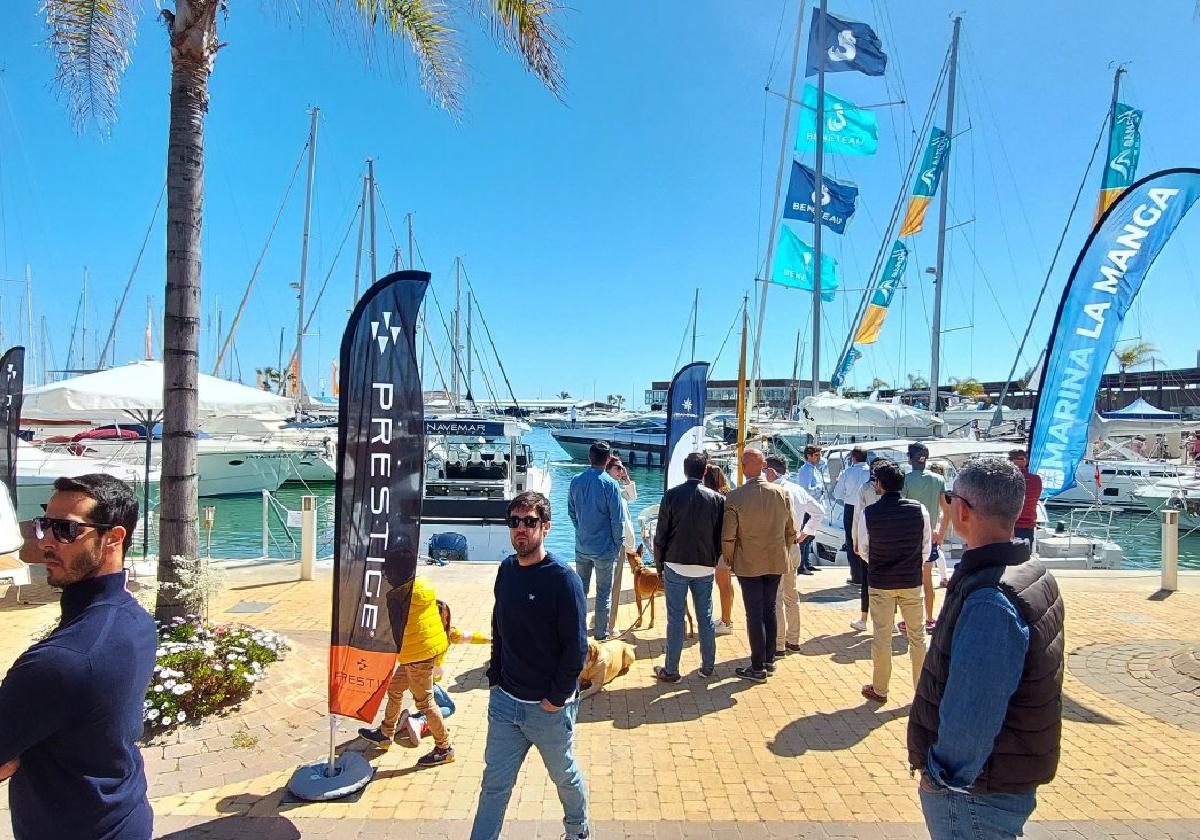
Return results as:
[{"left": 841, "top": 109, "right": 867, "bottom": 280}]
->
[
  {"left": 1162, "top": 508, "right": 1179, "bottom": 592},
  {"left": 300, "top": 495, "right": 317, "bottom": 581},
  {"left": 262, "top": 490, "right": 271, "bottom": 560}
]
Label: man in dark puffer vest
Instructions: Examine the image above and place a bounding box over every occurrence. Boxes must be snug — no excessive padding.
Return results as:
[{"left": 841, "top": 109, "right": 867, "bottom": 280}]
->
[
  {"left": 858, "top": 460, "right": 930, "bottom": 704},
  {"left": 908, "top": 457, "right": 1064, "bottom": 839}
]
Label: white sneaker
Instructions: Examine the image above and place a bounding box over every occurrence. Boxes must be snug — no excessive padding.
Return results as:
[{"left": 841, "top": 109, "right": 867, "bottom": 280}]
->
[
  {"left": 713, "top": 620, "right": 734, "bottom": 636},
  {"left": 850, "top": 619, "right": 867, "bottom": 632}
]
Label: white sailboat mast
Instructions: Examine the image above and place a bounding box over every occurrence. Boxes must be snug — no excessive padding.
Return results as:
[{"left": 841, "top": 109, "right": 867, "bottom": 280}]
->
[{"left": 929, "top": 18, "right": 960, "bottom": 411}]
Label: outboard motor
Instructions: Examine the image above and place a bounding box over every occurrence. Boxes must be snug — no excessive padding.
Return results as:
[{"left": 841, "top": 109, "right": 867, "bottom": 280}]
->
[{"left": 429, "top": 532, "right": 468, "bottom": 565}]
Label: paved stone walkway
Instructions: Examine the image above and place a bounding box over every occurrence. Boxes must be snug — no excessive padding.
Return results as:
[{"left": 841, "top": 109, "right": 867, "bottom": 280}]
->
[
  {"left": 1070, "top": 641, "right": 1200, "bottom": 732},
  {"left": 4, "top": 564, "right": 1200, "bottom": 838}
]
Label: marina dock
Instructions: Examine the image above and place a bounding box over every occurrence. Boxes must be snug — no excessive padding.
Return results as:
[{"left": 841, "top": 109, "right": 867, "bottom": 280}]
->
[{"left": 4, "top": 562, "right": 1199, "bottom": 839}]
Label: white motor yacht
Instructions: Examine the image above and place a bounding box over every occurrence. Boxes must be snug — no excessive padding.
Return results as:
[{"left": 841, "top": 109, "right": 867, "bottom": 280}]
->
[
  {"left": 1133, "top": 475, "right": 1200, "bottom": 530},
  {"left": 201, "top": 415, "right": 337, "bottom": 483},
  {"left": 550, "top": 414, "right": 670, "bottom": 467},
  {"left": 15, "top": 438, "right": 161, "bottom": 521},
  {"left": 420, "top": 417, "right": 552, "bottom": 563},
  {"left": 807, "top": 439, "right": 1124, "bottom": 571},
  {"left": 38, "top": 427, "right": 296, "bottom": 497}
]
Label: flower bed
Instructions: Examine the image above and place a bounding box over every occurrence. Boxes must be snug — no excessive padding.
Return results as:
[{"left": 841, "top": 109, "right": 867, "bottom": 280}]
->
[{"left": 144, "top": 616, "right": 289, "bottom": 732}]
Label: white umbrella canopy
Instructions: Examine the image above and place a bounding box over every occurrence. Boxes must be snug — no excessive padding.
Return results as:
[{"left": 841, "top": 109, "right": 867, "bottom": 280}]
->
[{"left": 23, "top": 360, "right": 294, "bottom": 422}]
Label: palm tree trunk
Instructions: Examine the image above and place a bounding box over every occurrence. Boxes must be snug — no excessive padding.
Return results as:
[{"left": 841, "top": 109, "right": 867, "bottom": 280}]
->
[{"left": 156, "top": 0, "right": 219, "bottom": 620}]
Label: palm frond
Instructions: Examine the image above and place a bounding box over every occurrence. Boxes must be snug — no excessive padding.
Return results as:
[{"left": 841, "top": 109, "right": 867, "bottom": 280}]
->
[
  {"left": 43, "top": 0, "right": 138, "bottom": 133},
  {"left": 349, "top": 0, "right": 465, "bottom": 113},
  {"left": 474, "top": 0, "right": 564, "bottom": 98}
]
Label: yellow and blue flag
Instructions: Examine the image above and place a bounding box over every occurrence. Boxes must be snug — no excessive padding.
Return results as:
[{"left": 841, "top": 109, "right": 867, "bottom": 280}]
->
[
  {"left": 855, "top": 241, "right": 908, "bottom": 344},
  {"left": 899, "top": 127, "right": 951, "bottom": 237},
  {"left": 1095, "top": 103, "right": 1142, "bottom": 223}
]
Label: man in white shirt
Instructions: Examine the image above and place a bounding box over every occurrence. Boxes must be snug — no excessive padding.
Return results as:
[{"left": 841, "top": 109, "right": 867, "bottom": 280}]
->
[
  {"left": 766, "top": 456, "right": 824, "bottom": 654},
  {"left": 832, "top": 448, "right": 872, "bottom": 586},
  {"left": 792, "top": 446, "right": 827, "bottom": 572}
]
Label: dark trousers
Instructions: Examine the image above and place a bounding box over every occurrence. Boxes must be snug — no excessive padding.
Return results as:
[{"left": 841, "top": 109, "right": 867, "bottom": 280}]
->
[
  {"left": 860, "top": 565, "right": 871, "bottom": 614},
  {"left": 737, "top": 574, "right": 782, "bottom": 670},
  {"left": 799, "top": 515, "right": 816, "bottom": 570},
  {"left": 843, "top": 504, "right": 864, "bottom": 584}
]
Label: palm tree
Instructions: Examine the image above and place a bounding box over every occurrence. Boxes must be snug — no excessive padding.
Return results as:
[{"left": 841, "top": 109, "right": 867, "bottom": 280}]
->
[
  {"left": 1115, "top": 340, "right": 1160, "bottom": 377},
  {"left": 906, "top": 372, "right": 928, "bottom": 391},
  {"left": 557, "top": 391, "right": 571, "bottom": 400},
  {"left": 868, "top": 377, "right": 889, "bottom": 391},
  {"left": 949, "top": 376, "right": 987, "bottom": 401},
  {"left": 43, "top": 0, "right": 565, "bottom": 618}
]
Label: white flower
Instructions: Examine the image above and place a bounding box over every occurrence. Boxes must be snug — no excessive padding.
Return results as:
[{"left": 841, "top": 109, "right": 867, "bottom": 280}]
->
[
  {"left": 172, "top": 685, "right": 188, "bottom": 696},
  {"left": 147, "top": 709, "right": 160, "bottom": 720},
  {"left": 213, "top": 664, "right": 224, "bottom": 671},
  {"left": 164, "top": 679, "right": 177, "bottom": 689},
  {"left": 153, "top": 685, "right": 164, "bottom": 693},
  {"left": 144, "top": 700, "right": 152, "bottom": 709},
  {"left": 177, "top": 712, "right": 187, "bottom": 723}
]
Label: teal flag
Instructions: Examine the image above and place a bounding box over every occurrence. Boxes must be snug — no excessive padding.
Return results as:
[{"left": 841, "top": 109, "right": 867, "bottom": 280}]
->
[
  {"left": 772, "top": 225, "right": 838, "bottom": 301},
  {"left": 796, "top": 85, "right": 878, "bottom": 157}
]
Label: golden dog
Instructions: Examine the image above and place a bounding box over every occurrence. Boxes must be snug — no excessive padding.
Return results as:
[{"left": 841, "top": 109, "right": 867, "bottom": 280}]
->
[
  {"left": 627, "top": 546, "right": 694, "bottom": 636},
  {"left": 578, "top": 638, "right": 636, "bottom": 698}
]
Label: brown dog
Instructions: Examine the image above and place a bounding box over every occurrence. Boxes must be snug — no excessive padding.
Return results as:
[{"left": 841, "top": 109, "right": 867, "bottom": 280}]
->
[
  {"left": 627, "top": 546, "right": 694, "bottom": 636},
  {"left": 577, "top": 639, "right": 636, "bottom": 699}
]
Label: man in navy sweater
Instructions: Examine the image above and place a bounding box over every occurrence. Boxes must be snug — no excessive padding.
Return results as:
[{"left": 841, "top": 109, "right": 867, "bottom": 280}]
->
[
  {"left": 0, "top": 474, "right": 156, "bottom": 840},
  {"left": 470, "top": 491, "right": 589, "bottom": 840}
]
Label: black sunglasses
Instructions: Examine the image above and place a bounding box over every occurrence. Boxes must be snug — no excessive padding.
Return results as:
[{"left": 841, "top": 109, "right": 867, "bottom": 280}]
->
[
  {"left": 506, "top": 515, "right": 544, "bottom": 530},
  {"left": 942, "top": 490, "right": 974, "bottom": 509},
  {"left": 33, "top": 516, "right": 113, "bottom": 545}
]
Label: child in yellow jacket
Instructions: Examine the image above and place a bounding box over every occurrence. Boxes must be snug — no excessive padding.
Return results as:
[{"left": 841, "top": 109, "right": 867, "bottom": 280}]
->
[{"left": 359, "top": 576, "right": 453, "bottom": 767}]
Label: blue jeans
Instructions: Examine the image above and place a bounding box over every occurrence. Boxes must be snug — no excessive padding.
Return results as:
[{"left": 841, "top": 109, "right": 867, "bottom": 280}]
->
[
  {"left": 920, "top": 781, "right": 1036, "bottom": 839},
  {"left": 470, "top": 688, "right": 589, "bottom": 840},
  {"left": 576, "top": 548, "right": 618, "bottom": 640},
  {"left": 663, "top": 567, "right": 716, "bottom": 675}
]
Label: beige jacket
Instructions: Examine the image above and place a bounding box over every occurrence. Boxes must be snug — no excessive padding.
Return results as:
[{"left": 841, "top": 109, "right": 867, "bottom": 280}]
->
[{"left": 721, "top": 476, "right": 797, "bottom": 577}]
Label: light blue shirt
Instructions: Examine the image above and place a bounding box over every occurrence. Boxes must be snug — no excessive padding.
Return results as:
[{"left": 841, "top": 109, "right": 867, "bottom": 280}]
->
[
  {"left": 795, "top": 460, "right": 827, "bottom": 501},
  {"left": 833, "top": 460, "right": 872, "bottom": 505},
  {"left": 567, "top": 468, "right": 624, "bottom": 557}
]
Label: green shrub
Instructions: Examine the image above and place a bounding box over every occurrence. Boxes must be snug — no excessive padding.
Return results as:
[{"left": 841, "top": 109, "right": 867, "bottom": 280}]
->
[{"left": 144, "top": 616, "right": 289, "bottom": 732}]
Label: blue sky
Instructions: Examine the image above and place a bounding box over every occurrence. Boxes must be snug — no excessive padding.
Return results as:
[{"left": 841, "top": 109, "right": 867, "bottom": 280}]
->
[{"left": 1, "top": 1, "right": 1198, "bottom": 406}]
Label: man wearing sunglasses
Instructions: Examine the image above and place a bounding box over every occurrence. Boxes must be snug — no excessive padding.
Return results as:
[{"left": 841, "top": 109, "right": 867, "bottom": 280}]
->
[
  {"left": 472, "top": 491, "right": 589, "bottom": 840},
  {"left": 0, "top": 474, "right": 155, "bottom": 840},
  {"left": 909, "top": 457, "right": 1064, "bottom": 840}
]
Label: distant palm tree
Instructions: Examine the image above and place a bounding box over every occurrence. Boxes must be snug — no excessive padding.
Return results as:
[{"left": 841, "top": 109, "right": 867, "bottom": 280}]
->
[
  {"left": 907, "top": 373, "right": 928, "bottom": 390},
  {"left": 868, "top": 377, "right": 889, "bottom": 391},
  {"left": 43, "top": 0, "right": 565, "bottom": 618},
  {"left": 949, "top": 376, "right": 987, "bottom": 401},
  {"left": 1115, "top": 341, "right": 1161, "bottom": 389},
  {"left": 557, "top": 391, "right": 571, "bottom": 400}
]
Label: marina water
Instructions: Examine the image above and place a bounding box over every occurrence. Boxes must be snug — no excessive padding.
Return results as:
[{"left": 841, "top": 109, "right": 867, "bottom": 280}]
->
[{"left": 186, "top": 428, "right": 1195, "bottom": 570}]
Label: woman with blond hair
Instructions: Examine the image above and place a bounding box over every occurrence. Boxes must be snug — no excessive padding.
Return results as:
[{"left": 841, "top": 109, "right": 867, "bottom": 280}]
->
[{"left": 703, "top": 463, "right": 736, "bottom": 635}]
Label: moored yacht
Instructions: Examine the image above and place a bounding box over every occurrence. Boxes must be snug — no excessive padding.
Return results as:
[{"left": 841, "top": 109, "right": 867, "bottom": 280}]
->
[{"left": 420, "top": 417, "right": 551, "bottom": 562}]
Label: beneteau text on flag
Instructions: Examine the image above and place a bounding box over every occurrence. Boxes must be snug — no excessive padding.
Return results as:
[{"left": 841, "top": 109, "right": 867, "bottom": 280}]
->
[
  {"left": 1029, "top": 169, "right": 1200, "bottom": 497},
  {"left": 330, "top": 271, "right": 428, "bottom": 722},
  {"left": 795, "top": 85, "right": 878, "bottom": 157},
  {"left": 664, "top": 362, "right": 710, "bottom": 493},
  {"left": 783, "top": 162, "right": 859, "bottom": 235},
  {"left": 772, "top": 226, "right": 839, "bottom": 301}
]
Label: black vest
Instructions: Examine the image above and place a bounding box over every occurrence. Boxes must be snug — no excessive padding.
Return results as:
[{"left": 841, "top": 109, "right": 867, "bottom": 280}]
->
[
  {"left": 863, "top": 492, "right": 925, "bottom": 590},
  {"left": 908, "top": 541, "right": 1065, "bottom": 794}
]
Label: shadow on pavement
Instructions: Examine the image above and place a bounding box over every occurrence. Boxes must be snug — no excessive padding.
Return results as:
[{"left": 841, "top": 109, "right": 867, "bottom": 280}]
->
[
  {"left": 577, "top": 673, "right": 757, "bottom": 729},
  {"left": 1062, "top": 694, "right": 1121, "bottom": 725},
  {"left": 158, "top": 814, "right": 302, "bottom": 839},
  {"left": 769, "top": 700, "right": 910, "bottom": 757},
  {"left": 794, "top": 629, "right": 919, "bottom": 664},
  {"left": 448, "top": 662, "right": 489, "bottom": 693}
]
